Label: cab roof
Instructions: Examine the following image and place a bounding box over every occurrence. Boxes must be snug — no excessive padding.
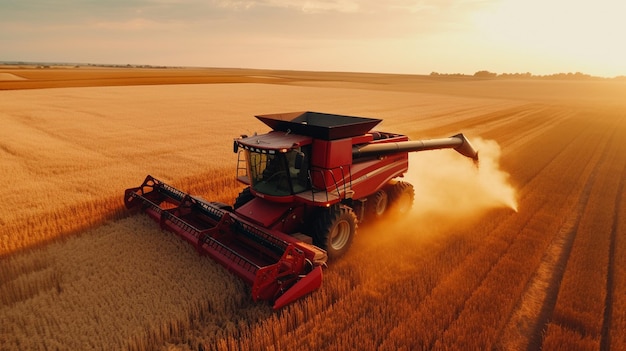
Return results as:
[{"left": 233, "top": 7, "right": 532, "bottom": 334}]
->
[{"left": 238, "top": 131, "right": 312, "bottom": 151}]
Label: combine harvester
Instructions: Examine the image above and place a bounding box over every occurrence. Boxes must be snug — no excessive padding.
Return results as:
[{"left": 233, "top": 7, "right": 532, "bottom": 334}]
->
[{"left": 125, "top": 112, "right": 478, "bottom": 309}]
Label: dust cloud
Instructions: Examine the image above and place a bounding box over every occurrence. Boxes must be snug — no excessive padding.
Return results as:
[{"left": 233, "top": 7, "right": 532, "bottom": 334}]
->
[
  {"left": 405, "top": 137, "right": 518, "bottom": 218},
  {"left": 352, "top": 137, "right": 517, "bottom": 256}
]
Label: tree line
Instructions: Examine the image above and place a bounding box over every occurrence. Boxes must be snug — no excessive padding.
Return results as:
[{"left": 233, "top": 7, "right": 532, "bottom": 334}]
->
[{"left": 430, "top": 70, "right": 626, "bottom": 80}]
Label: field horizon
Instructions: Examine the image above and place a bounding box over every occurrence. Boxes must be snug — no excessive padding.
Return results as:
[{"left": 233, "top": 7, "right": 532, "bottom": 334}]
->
[{"left": 1, "top": 67, "right": 625, "bottom": 350}]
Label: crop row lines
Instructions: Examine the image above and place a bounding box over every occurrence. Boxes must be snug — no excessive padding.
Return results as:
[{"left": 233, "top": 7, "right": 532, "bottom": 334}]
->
[
  {"left": 430, "top": 114, "right": 611, "bottom": 350},
  {"left": 608, "top": 159, "right": 626, "bottom": 350},
  {"left": 601, "top": 155, "right": 626, "bottom": 351},
  {"left": 541, "top": 118, "right": 626, "bottom": 350},
  {"left": 500, "top": 115, "right": 616, "bottom": 350}
]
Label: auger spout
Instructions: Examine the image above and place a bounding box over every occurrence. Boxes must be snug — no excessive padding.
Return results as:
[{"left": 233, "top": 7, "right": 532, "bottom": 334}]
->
[{"left": 352, "top": 133, "right": 479, "bottom": 162}]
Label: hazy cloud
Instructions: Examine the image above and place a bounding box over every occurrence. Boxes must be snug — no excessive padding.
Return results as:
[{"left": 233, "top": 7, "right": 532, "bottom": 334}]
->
[
  {"left": 1, "top": 0, "right": 623, "bottom": 76},
  {"left": 213, "top": 0, "right": 360, "bottom": 12}
]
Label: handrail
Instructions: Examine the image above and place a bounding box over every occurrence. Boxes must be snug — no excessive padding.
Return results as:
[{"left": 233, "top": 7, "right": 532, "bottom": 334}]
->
[
  {"left": 306, "top": 167, "right": 352, "bottom": 203},
  {"left": 236, "top": 150, "right": 248, "bottom": 179}
]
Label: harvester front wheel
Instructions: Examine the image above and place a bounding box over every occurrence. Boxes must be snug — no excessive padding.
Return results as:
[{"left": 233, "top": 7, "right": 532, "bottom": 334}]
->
[
  {"left": 389, "top": 181, "right": 415, "bottom": 215},
  {"left": 314, "top": 205, "right": 357, "bottom": 260}
]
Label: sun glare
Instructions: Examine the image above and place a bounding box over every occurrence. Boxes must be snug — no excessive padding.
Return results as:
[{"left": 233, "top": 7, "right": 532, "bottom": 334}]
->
[{"left": 472, "top": 0, "right": 626, "bottom": 76}]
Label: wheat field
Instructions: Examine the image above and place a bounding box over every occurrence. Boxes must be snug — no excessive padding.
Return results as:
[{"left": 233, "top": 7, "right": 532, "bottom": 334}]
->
[{"left": 1, "top": 67, "right": 625, "bottom": 350}]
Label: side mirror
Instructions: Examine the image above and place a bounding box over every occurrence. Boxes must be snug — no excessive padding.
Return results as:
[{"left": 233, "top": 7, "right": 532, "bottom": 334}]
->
[
  {"left": 233, "top": 140, "right": 239, "bottom": 154},
  {"left": 294, "top": 152, "right": 305, "bottom": 170}
]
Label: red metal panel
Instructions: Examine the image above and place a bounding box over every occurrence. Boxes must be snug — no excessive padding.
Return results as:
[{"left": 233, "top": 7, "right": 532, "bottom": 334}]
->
[
  {"left": 349, "top": 153, "right": 409, "bottom": 199},
  {"left": 310, "top": 167, "right": 352, "bottom": 192},
  {"left": 311, "top": 139, "right": 329, "bottom": 168},
  {"left": 273, "top": 266, "right": 323, "bottom": 309},
  {"left": 326, "top": 138, "right": 353, "bottom": 168},
  {"left": 351, "top": 134, "right": 374, "bottom": 145},
  {"left": 311, "top": 138, "right": 352, "bottom": 169},
  {"left": 235, "top": 197, "right": 293, "bottom": 228}
]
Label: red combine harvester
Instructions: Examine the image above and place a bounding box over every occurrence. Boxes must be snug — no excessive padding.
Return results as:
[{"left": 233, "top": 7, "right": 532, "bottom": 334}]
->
[{"left": 125, "top": 111, "right": 478, "bottom": 309}]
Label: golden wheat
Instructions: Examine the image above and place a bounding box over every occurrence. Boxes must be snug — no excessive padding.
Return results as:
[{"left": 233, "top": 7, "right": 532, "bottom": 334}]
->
[
  {"left": 2, "top": 69, "right": 625, "bottom": 350},
  {"left": 0, "top": 81, "right": 522, "bottom": 256}
]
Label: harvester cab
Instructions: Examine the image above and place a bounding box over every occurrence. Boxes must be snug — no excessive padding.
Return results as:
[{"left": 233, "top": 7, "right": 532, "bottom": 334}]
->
[
  {"left": 235, "top": 131, "right": 313, "bottom": 197},
  {"left": 125, "top": 111, "right": 479, "bottom": 309}
]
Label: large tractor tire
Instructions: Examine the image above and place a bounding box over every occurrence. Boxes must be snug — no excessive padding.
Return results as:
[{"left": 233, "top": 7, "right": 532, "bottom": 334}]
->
[
  {"left": 388, "top": 181, "right": 415, "bottom": 215},
  {"left": 366, "top": 189, "right": 389, "bottom": 220},
  {"left": 314, "top": 204, "right": 357, "bottom": 260},
  {"left": 233, "top": 187, "right": 254, "bottom": 209}
]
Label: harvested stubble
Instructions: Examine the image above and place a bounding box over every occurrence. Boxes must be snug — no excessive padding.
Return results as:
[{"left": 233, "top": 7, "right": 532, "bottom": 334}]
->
[
  {"left": 435, "top": 112, "right": 615, "bottom": 350},
  {"left": 496, "top": 118, "right": 611, "bottom": 350},
  {"left": 610, "top": 180, "right": 626, "bottom": 350},
  {"left": 541, "top": 113, "right": 626, "bottom": 350}
]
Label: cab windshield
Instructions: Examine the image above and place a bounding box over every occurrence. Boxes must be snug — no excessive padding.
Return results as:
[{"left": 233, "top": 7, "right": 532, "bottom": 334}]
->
[{"left": 248, "top": 149, "right": 310, "bottom": 196}]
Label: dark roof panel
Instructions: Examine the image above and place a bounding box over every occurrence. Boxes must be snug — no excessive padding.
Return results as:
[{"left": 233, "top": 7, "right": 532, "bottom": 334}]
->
[{"left": 255, "top": 111, "right": 382, "bottom": 140}]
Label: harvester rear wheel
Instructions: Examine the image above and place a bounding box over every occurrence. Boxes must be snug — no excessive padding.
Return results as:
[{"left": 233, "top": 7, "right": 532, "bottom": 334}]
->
[
  {"left": 233, "top": 187, "right": 254, "bottom": 209},
  {"left": 314, "top": 205, "right": 357, "bottom": 260},
  {"left": 388, "top": 181, "right": 414, "bottom": 215},
  {"left": 367, "top": 189, "right": 389, "bottom": 219}
]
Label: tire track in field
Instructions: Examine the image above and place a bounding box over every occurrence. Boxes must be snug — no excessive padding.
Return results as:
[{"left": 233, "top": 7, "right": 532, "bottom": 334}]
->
[
  {"left": 510, "top": 118, "right": 586, "bottom": 191},
  {"left": 415, "top": 104, "right": 538, "bottom": 137},
  {"left": 498, "top": 120, "right": 614, "bottom": 351},
  {"left": 600, "top": 143, "right": 626, "bottom": 351},
  {"left": 433, "top": 115, "right": 607, "bottom": 350},
  {"left": 493, "top": 109, "right": 573, "bottom": 156},
  {"left": 465, "top": 104, "right": 550, "bottom": 135},
  {"left": 501, "top": 168, "right": 595, "bottom": 351},
  {"left": 413, "top": 103, "right": 524, "bottom": 132}
]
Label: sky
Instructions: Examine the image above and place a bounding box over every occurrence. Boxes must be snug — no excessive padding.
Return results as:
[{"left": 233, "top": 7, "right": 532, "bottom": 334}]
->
[{"left": 1, "top": 0, "right": 625, "bottom": 77}]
